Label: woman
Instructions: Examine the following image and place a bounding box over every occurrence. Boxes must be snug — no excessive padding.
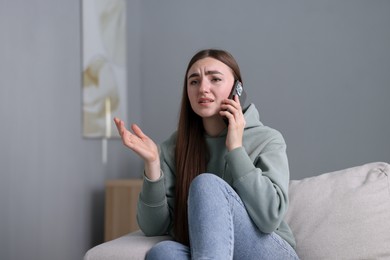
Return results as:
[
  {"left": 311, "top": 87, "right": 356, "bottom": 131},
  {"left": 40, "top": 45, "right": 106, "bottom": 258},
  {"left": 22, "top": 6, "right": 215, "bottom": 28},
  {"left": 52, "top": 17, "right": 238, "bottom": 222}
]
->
[{"left": 114, "top": 49, "right": 298, "bottom": 259}]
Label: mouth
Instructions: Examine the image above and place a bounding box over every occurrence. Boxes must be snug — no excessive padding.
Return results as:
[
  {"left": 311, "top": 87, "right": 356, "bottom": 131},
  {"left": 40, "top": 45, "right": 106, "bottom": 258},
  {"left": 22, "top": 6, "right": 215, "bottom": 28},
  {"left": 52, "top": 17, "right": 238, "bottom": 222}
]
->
[{"left": 198, "top": 97, "right": 214, "bottom": 104}]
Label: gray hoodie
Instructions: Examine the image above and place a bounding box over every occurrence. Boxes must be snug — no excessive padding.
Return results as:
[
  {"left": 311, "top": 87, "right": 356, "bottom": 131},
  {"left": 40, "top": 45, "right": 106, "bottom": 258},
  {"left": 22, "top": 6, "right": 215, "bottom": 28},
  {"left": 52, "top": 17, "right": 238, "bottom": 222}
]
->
[{"left": 137, "top": 103, "right": 296, "bottom": 248}]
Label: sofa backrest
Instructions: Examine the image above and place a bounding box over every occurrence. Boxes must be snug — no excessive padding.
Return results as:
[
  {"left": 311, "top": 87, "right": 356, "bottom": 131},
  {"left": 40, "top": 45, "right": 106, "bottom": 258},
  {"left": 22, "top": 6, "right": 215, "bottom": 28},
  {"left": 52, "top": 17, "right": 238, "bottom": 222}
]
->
[{"left": 285, "top": 162, "right": 390, "bottom": 260}]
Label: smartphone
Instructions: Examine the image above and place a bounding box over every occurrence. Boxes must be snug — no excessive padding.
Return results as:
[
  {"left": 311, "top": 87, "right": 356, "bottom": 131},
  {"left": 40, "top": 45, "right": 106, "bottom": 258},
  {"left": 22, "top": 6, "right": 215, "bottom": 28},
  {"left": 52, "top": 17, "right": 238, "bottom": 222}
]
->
[
  {"left": 224, "top": 80, "right": 247, "bottom": 124},
  {"left": 228, "top": 80, "right": 247, "bottom": 106}
]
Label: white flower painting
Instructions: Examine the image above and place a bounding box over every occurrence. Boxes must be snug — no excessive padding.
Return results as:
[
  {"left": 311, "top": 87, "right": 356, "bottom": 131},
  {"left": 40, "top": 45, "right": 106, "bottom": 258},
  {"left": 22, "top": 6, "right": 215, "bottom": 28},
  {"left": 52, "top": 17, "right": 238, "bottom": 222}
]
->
[{"left": 82, "top": 0, "right": 127, "bottom": 138}]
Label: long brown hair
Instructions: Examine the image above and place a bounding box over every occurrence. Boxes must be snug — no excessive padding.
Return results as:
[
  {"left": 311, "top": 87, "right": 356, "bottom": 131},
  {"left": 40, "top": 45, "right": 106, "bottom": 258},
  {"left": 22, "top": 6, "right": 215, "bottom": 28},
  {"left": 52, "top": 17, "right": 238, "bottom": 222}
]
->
[{"left": 174, "top": 49, "right": 242, "bottom": 245}]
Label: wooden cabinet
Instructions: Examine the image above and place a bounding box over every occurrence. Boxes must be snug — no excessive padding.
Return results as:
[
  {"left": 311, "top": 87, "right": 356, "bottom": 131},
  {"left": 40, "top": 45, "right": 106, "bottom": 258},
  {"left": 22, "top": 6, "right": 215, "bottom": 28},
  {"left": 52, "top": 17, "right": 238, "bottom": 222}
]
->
[{"left": 104, "top": 179, "right": 143, "bottom": 241}]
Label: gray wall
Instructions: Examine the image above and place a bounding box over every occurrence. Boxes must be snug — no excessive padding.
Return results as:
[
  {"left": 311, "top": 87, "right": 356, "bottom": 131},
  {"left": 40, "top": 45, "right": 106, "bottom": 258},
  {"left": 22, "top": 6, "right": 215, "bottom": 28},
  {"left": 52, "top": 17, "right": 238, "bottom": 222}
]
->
[
  {"left": 0, "top": 1, "right": 142, "bottom": 259},
  {"left": 0, "top": 1, "right": 389, "bottom": 259}
]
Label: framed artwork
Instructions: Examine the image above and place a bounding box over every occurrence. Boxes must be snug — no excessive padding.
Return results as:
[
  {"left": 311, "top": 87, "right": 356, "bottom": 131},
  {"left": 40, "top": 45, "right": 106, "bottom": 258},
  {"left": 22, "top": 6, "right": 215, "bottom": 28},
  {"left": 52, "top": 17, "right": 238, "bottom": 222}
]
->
[{"left": 82, "top": 0, "right": 127, "bottom": 138}]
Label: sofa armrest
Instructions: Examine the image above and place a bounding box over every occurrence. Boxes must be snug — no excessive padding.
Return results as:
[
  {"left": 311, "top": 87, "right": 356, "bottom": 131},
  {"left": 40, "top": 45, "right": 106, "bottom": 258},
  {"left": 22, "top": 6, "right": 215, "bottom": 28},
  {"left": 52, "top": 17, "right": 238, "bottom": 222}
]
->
[{"left": 84, "top": 230, "right": 172, "bottom": 260}]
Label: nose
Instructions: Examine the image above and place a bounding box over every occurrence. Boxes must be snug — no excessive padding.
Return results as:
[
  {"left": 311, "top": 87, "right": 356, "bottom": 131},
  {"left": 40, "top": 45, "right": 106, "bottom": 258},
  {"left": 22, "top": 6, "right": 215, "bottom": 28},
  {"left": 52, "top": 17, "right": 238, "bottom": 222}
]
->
[{"left": 199, "top": 79, "right": 210, "bottom": 93}]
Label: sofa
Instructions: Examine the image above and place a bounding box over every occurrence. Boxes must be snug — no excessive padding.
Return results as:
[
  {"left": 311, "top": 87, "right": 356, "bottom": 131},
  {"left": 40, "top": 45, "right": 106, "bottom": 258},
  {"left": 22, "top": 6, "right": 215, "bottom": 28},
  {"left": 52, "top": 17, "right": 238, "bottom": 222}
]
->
[{"left": 85, "top": 162, "right": 390, "bottom": 259}]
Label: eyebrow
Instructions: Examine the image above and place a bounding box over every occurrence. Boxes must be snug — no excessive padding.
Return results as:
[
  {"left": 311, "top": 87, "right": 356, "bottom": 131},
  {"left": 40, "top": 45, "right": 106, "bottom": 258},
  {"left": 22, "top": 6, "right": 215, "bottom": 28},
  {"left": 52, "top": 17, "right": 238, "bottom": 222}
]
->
[{"left": 187, "top": 70, "right": 223, "bottom": 79}]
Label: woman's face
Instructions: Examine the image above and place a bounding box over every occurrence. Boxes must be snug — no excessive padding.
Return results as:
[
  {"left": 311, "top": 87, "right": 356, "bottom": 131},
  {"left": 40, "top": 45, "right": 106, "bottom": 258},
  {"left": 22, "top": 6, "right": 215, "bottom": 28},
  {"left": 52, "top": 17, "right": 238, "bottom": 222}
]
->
[{"left": 187, "top": 57, "right": 235, "bottom": 119}]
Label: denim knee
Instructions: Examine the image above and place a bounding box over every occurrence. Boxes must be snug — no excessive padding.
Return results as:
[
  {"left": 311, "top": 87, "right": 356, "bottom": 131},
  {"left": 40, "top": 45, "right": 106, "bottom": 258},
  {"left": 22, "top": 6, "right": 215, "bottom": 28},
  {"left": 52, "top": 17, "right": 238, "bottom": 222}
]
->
[{"left": 189, "top": 173, "right": 219, "bottom": 196}]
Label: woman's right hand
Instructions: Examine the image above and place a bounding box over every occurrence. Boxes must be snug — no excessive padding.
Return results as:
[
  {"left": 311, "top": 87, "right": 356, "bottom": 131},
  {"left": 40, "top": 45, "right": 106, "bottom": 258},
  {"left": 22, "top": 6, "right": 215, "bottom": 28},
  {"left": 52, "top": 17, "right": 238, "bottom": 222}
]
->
[{"left": 114, "top": 117, "right": 161, "bottom": 180}]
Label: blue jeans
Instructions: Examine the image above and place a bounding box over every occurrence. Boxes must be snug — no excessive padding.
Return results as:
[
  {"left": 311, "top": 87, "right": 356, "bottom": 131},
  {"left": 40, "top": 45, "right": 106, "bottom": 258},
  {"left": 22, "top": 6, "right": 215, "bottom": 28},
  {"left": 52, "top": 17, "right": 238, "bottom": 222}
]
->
[{"left": 146, "top": 173, "right": 299, "bottom": 260}]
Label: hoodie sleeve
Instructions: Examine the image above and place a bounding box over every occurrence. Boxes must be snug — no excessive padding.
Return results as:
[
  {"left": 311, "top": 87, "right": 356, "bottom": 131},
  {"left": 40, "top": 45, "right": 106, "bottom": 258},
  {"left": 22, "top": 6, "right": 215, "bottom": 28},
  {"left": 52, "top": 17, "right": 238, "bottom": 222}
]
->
[
  {"left": 136, "top": 170, "right": 171, "bottom": 236},
  {"left": 136, "top": 138, "right": 176, "bottom": 236},
  {"left": 225, "top": 131, "right": 290, "bottom": 233}
]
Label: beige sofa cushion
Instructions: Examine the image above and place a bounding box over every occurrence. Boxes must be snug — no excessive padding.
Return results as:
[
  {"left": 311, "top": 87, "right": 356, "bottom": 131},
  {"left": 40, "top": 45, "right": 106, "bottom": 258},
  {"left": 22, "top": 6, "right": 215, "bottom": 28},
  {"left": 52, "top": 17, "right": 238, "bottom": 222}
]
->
[
  {"left": 84, "top": 230, "right": 171, "bottom": 260},
  {"left": 285, "top": 162, "right": 390, "bottom": 260}
]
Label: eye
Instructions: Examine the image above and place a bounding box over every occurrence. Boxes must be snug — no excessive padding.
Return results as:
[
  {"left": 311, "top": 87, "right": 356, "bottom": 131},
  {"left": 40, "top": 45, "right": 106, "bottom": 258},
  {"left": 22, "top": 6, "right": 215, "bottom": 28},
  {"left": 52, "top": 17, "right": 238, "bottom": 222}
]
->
[
  {"left": 189, "top": 79, "right": 199, "bottom": 86},
  {"left": 211, "top": 77, "right": 222, "bottom": 82}
]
